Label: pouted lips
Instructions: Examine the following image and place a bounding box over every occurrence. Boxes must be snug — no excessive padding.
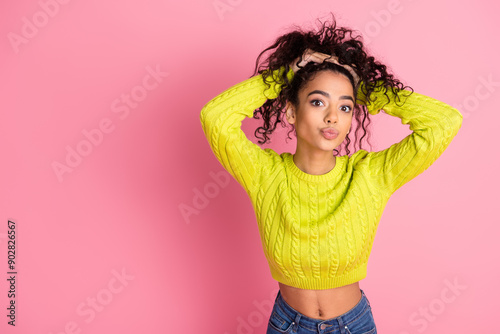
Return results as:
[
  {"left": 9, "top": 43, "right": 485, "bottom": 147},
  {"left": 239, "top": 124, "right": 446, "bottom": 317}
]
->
[{"left": 320, "top": 127, "right": 339, "bottom": 139}]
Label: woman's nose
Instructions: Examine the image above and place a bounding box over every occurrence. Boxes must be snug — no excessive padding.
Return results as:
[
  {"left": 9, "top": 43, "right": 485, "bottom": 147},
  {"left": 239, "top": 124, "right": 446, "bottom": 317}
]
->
[{"left": 325, "top": 108, "right": 338, "bottom": 123}]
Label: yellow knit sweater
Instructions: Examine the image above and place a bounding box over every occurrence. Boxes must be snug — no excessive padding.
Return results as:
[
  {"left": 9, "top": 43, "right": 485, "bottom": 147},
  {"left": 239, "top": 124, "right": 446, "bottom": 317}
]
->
[{"left": 199, "top": 67, "right": 463, "bottom": 290}]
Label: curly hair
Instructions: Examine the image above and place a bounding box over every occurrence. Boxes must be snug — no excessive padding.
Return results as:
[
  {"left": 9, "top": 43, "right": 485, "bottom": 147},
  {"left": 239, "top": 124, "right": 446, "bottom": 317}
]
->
[{"left": 250, "top": 12, "right": 413, "bottom": 156}]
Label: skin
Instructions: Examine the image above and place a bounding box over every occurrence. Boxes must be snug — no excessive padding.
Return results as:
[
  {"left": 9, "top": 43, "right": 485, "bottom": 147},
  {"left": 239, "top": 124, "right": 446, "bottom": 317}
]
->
[
  {"left": 279, "top": 53, "right": 362, "bottom": 320},
  {"left": 285, "top": 70, "right": 354, "bottom": 175},
  {"left": 277, "top": 281, "right": 362, "bottom": 320}
]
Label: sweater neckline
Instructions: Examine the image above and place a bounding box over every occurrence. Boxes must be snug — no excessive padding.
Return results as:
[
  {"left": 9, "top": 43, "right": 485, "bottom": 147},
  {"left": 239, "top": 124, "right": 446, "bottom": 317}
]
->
[{"left": 284, "top": 153, "right": 345, "bottom": 183}]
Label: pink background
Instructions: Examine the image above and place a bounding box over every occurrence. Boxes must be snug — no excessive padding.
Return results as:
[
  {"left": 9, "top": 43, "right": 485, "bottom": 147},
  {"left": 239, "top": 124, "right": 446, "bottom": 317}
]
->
[{"left": 0, "top": 0, "right": 498, "bottom": 333}]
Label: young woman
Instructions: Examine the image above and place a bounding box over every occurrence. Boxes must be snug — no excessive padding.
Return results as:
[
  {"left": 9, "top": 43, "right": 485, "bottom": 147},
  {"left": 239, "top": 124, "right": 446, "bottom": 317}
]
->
[{"left": 200, "top": 13, "right": 462, "bottom": 334}]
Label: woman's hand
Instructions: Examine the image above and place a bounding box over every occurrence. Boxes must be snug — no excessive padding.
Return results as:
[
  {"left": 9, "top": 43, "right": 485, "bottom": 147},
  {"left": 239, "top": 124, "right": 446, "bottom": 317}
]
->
[
  {"left": 290, "top": 49, "right": 335, "bottom": 72},
  {"left": 290, "top": 48, "right": 360, "bottom": 85}
]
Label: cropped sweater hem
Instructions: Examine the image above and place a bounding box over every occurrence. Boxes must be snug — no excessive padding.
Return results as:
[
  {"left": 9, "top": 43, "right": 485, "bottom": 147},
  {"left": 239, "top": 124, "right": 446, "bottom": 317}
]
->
[{"left": 271, "top": 264, "right": 367, "bottom": 290}]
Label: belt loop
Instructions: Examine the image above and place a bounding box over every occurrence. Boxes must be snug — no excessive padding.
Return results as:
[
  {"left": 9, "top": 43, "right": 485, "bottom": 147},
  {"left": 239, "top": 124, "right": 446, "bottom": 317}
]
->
[
  {"left": 293, "top": 313, "right": 301, "bottom": 332},
  {"left": 363, "top": 290, "right": 371, "bottom": 307},
  {"left": 337, "top": 316, "right": 346, "bottom": 334}
]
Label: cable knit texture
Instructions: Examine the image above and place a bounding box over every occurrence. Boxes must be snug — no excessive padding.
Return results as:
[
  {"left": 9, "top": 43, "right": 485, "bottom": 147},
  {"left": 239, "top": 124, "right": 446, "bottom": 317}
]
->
[{"left": 199, "top": 67, "right": 463, "bottom": 289}]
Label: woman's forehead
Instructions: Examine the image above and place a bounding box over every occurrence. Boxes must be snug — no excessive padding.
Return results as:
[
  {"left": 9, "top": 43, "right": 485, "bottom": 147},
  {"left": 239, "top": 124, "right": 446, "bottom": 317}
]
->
[{"left": 300, "top": 71, "right": 355, "bottom": 97}]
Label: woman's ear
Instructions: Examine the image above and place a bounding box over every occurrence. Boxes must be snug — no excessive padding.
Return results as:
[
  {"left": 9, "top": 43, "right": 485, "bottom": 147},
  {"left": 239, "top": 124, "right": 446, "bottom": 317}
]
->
[{"left": 285, "top": 101, "right": 296, "bottom": 125}]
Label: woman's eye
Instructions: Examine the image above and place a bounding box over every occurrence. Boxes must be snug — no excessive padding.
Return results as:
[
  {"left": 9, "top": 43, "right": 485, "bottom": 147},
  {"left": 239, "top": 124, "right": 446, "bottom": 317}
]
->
[
  {"left": 340, "top": 105, "right": 352, "bottom": 113},
  {"left": 311, "top": 100, "right": 324, "bottom": 107}
]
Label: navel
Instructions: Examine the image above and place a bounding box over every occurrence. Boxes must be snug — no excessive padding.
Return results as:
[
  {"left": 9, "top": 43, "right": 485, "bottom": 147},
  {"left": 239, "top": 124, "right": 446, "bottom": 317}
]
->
[{"left": 317, "top": 308, "right": 324, "bottom": 318}]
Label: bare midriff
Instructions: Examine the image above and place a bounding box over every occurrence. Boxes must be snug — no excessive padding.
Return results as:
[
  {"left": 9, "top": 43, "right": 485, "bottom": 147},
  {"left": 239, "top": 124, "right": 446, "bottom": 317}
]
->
[{"left": 278, "top": 281, "right": 362, "bottom": 320}]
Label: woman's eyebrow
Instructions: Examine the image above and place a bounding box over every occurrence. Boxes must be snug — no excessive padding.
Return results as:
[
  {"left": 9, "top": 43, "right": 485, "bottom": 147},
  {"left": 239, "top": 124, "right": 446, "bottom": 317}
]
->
[
  {"left": 307, "top": 90, "right": 354, "bottom": 102},
  {"left": 307, "top": 90, "right": 330, "bottom": 98},
  {"left": 339, "top": 95, "right": 354, "bottom": 102}
]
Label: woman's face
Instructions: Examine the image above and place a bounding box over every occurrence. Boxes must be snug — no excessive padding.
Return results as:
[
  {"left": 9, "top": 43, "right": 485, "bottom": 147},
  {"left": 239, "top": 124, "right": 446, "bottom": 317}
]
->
[{"left": 286, "top": 70, "right": 354, "bottom": 153}]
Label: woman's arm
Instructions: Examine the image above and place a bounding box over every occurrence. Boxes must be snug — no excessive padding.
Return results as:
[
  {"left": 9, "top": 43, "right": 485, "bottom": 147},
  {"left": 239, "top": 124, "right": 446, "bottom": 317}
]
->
[
  {"left": 362, "top": 86, "right": 463, "bottom": 196},
  {"left": 199, "top": 67, "right": 295, "bottom": 195}
]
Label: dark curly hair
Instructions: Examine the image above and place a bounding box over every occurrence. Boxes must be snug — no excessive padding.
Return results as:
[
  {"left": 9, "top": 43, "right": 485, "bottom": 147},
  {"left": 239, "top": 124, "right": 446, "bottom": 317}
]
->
[{"left": 250, "top": 12, "right": 413, "bottom": 156}]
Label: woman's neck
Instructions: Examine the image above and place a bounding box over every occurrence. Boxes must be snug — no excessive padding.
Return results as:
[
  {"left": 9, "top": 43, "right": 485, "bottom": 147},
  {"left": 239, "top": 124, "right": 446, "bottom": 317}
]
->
[{"left": 292, "top": 149, "right": 336, "bottom": 175}]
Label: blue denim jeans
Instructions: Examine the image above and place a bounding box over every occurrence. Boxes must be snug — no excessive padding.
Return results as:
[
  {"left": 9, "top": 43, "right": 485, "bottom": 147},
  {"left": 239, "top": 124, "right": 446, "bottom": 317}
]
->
[{"left": 266, "top": 289, "right": 377, "bottom": 334}]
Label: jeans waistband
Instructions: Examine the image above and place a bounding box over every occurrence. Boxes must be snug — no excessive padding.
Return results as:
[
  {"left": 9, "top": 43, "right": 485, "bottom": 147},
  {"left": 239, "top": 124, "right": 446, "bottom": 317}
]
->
[{"left": 274, "top": 288, "right": 371, "bottom": 332}]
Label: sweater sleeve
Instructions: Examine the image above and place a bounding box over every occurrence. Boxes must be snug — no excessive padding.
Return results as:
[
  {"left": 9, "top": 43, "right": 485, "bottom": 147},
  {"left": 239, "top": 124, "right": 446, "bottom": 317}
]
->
[
  {"left": 365, "top": 87, "right": 463, "bottom": 196},
  {"left": 200, "top": 67, "right": 295, "bottom": 194}
]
